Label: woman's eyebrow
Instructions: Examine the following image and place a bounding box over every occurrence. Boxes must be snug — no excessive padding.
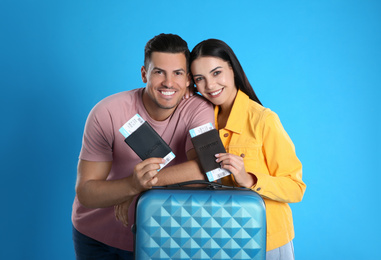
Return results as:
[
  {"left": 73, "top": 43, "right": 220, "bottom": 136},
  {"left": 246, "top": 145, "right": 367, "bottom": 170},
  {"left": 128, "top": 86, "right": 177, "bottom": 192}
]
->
[
  {"left": 192, "top": 73, "right": 203, "bottom": 77},
  {"left": 192, "top": 66, "right": 223, "bottom": 78},
  {"left": 210, "top": 66, "right": 223, "bottom": 74}
]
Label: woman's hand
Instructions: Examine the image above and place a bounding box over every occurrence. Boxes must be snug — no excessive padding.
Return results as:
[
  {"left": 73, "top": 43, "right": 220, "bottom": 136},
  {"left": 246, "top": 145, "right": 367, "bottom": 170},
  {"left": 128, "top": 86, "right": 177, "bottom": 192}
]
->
[
  {"left": 183, "top": 85, "right": 196, "bottom": 100},
  {"left": 215, "top": 153, "right": 256, "bottom": 188}
]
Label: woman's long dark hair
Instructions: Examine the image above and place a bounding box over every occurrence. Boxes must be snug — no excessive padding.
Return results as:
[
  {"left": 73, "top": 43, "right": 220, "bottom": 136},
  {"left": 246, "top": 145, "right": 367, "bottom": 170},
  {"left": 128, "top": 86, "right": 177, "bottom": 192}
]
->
[{"left": 190, "top": 39, "right": 262, "bottom": 105}]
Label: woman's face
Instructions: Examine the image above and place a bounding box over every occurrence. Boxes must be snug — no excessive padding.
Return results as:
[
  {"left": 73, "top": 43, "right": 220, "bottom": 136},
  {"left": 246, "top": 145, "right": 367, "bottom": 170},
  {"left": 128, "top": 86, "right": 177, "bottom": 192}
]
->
[{"left": 191, "top": 56, "right": 237, "bottom": 108}]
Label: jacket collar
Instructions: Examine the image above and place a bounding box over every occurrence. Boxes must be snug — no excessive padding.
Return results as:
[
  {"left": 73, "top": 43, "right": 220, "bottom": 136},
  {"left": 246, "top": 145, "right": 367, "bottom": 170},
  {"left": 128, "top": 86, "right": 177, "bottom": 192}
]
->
[{"left": 214, "top": 89, "right": 249, "bottom": 134}]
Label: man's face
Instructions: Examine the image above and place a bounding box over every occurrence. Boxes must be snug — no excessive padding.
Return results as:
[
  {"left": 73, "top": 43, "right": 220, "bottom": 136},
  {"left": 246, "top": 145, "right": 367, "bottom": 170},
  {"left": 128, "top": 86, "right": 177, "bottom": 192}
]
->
[{"left": 141, "top": 52, "right": 190, "bottom": 120}]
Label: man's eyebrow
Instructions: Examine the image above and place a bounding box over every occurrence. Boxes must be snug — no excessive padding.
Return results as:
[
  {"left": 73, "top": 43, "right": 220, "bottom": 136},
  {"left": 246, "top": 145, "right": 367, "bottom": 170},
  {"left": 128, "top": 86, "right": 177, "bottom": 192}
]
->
[{"left": 152, "top": 67, "right": 186, "bottom": 73}]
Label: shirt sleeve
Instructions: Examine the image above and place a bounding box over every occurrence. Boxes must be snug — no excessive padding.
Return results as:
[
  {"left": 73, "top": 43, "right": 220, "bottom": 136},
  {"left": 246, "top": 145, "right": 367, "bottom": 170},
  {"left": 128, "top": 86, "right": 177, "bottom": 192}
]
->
[
  {"left": 251, "top": 111, "right": 306, "bottom": 203},
  {"left": 184, "top": 96, "right": 215, "bottom": 153},
  {"left": 79, "top": 102, "right": 114, "bottom": 162}
]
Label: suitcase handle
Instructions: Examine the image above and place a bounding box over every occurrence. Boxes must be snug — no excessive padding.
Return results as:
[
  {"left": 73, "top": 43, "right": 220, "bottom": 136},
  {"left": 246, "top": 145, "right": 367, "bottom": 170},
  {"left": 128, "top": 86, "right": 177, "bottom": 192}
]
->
[{"left": 155, "top": 180, "right": 250, "bottom": 190}]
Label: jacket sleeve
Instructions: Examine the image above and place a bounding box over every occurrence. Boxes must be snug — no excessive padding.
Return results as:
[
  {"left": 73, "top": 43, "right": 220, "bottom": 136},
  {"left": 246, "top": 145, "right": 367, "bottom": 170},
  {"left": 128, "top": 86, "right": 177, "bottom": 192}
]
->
[{"left": 251, "top": 111, "right": 306, "bottom": 203}]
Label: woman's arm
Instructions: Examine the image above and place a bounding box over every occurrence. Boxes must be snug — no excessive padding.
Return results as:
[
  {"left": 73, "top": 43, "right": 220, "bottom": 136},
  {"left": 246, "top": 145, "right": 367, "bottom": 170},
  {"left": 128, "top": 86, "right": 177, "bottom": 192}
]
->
[{"left": 252, "top": 112, "right": 306, "bottom": 203}]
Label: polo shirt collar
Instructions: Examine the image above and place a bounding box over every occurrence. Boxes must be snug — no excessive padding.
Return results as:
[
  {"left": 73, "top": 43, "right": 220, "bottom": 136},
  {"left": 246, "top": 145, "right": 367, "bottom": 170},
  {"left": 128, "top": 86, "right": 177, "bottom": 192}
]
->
[{"left": 214, "top": 89, "right": 249, "bottom": 134}]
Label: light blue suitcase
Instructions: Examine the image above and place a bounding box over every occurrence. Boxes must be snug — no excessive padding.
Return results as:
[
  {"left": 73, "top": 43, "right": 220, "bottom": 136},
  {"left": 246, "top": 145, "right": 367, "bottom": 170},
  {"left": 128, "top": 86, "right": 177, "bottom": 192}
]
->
[{"left": 133, "top": 181, "right": 266, "bottom": 259}]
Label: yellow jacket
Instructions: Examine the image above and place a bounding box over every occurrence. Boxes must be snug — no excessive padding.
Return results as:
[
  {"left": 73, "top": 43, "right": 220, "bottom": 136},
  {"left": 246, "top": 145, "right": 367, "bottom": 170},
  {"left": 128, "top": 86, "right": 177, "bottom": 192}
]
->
[{"left": 217, "top": 90, "right": 306, "bottom": 251}]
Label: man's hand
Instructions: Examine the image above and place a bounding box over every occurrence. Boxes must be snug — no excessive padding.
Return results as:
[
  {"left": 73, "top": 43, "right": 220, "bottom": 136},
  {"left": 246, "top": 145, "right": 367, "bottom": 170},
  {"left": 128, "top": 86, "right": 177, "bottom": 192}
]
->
[
  {"left": 130, "top": 157, "right": 165, "bottom": 194},
  {"left": 115, "top": 196, "right": 135, "bottom": 227},
  {"left": 114, "top": 157, "right": 164, "bottom": 226}
]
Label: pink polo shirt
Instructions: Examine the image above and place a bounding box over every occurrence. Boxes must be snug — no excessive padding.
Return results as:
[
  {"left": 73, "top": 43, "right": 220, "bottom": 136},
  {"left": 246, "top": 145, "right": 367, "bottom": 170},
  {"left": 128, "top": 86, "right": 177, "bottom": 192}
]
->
[{"left": 72, "top": 88, "right": 214, "bottom": 251}]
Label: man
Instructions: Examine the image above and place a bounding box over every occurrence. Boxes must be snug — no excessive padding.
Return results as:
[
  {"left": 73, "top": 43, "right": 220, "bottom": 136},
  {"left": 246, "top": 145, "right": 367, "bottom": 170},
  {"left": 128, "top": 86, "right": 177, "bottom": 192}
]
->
[{"left": 72, "top": 33, "right": 214, "bottom": 259}]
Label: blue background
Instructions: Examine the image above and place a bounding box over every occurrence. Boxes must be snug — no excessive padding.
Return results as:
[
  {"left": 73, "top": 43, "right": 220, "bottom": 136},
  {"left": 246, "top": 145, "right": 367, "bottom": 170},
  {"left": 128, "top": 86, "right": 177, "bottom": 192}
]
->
[{"left": 1, "top": 0, "right": 380, "bottom": 259}]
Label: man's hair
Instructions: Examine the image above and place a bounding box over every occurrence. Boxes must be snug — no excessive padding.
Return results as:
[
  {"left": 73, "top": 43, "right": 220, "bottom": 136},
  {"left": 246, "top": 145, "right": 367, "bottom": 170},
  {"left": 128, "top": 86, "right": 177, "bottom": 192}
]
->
[{"left": 144, "top": 33, "right": 190, "bottom": 71}]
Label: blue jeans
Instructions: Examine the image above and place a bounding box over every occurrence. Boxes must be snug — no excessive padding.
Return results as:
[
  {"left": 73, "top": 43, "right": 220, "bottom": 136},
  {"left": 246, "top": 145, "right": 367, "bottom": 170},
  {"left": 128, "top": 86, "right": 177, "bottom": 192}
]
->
[
  {"left": 72, "top": 226, "right": 133, "bottom": 260},
  {"left": 266, "top": 240, "right": 295, "bottom": 260}
]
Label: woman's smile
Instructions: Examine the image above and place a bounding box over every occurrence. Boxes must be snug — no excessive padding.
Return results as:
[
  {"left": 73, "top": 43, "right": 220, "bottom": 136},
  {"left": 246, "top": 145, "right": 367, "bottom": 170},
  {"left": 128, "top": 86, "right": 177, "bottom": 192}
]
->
[{"left": 208, "top": 88, "right": 223, "bottom": 97}]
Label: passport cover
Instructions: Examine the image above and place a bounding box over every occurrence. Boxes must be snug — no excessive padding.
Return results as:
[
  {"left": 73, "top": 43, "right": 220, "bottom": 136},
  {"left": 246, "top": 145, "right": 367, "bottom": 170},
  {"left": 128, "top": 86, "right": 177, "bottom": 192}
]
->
[
  {"left": 124, "top": 121, "right": 172, "bottom": 161},
  {"left": 191, "top": 129, "right": 226, "bottom": 173}
]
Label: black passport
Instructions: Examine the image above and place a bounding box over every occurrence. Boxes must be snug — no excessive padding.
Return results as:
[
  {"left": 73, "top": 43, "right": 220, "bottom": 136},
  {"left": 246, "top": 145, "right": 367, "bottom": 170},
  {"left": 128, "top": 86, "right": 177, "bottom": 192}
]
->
[
  {"left": 191, "top": 129, "right": 227, "bottom": 174},
  {"left": 124, "top": 121, "right": 173, "bottom": 161}
]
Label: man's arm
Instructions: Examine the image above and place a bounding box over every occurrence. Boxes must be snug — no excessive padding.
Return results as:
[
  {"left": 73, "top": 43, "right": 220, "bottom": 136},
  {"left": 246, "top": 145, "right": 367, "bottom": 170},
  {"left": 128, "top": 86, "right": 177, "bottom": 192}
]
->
[
  {"left": 113, "top": 149, "right": 207, "bottom": 227},
  {"left": 154, "top": 148, "right": 206, "bottom": 186},
  {"left": 75, "top": 157, "right": 164, "bottom": 208}
]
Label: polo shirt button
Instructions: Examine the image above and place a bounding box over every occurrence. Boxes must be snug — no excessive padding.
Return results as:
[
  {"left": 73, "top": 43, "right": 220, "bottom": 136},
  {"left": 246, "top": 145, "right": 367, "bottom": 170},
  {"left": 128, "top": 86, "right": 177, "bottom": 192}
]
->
[
  {"left": 256, "top": 188, "right": 261, "bottom": 191},
  {"left": 223, "top": 133, "right": 229, "bottom": 137},
  {"left": 240, "top": 153, "right": 245, "bottom": 158}
]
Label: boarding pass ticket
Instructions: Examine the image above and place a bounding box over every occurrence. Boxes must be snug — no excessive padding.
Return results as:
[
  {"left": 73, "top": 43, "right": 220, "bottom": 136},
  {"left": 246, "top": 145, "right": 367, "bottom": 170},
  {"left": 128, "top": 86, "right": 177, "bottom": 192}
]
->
[
  {"left": 119, "top": 114, "right": 145, "bottom": 138},
  {"left": 189, "top": 122, "right": 214, "bottom": 138}
]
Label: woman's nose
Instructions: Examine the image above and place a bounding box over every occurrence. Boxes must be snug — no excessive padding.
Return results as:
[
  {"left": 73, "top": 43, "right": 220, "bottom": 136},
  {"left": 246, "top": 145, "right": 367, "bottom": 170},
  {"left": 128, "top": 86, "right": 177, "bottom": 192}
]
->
[{"left": 205, "top": 78, "right": 215, "bottom": 90}]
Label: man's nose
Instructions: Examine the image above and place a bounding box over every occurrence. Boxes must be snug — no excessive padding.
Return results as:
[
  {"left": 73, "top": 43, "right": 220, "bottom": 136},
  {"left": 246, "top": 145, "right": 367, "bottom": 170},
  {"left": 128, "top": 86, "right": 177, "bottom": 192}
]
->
[{"left": 163, "top": 75, "right": 174, "bottom": 88}]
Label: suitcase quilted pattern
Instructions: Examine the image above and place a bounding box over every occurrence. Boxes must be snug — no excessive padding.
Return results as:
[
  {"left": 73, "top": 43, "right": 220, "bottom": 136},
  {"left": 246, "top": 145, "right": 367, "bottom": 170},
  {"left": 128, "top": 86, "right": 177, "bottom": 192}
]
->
[{"left": 134, "top": 189, "right": 266, "bottom": 260}]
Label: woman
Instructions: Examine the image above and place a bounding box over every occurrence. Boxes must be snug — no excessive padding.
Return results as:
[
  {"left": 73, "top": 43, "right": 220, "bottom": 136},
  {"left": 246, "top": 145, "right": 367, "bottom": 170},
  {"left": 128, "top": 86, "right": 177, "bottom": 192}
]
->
[{"left": 190, "top": 39, "right": 306, "bottom": 260}]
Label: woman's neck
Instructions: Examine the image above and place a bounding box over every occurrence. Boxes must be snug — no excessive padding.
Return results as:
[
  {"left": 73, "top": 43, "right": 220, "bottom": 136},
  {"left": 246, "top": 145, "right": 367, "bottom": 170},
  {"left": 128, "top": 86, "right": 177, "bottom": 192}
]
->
[
  {"left": 217, "top": 104, "right": 232, "bottom": 129},
  {"left": 217, "top": 88, "right": 237, "bottom": 129}
]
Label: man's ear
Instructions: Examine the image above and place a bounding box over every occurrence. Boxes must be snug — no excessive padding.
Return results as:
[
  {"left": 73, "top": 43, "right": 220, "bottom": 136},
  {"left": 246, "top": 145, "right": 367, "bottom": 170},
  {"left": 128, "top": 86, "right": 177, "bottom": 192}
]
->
[
  {"left": 141, "top": 66, "right": 148, "bottom": 83},
  {"left": 186, "top": 72, "right": 191, "bottom": 87}
]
